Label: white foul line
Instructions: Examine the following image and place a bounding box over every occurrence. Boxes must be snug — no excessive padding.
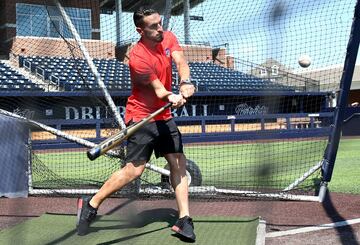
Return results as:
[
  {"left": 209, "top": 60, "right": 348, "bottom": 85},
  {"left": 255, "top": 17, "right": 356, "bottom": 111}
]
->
[{"left": 266, "top": 218, "right": 360, "bottom": 238}]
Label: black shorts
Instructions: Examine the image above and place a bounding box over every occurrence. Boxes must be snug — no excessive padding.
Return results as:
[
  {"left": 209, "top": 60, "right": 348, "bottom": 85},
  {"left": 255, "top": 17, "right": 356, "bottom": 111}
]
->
[{"left": 125, "top": 119, "right": 183, "bottom": 163}]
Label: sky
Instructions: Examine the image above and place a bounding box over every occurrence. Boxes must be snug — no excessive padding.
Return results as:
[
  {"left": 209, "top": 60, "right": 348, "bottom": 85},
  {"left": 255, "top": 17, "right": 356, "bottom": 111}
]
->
[{"left": 100, "top": 0, "right": 359, "bottom": 71}]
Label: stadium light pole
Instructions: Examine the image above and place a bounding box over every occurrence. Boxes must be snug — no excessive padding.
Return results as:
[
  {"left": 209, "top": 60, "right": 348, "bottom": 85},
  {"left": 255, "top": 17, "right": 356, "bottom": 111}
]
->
[
  {"left": 184, "top": 0, "right": 191, "bottom": 44},
  {"left": 115, "top": 0, "right": 122, "bottom": 46},
  {"left": 319, "top": 0, "right": 360, "bottom": 202},
  {"left": 213, "top": 43, "right": 229, "bottom": 52},
  {"left": 163, "top": 0, "right": 173, "bottom": 31}
]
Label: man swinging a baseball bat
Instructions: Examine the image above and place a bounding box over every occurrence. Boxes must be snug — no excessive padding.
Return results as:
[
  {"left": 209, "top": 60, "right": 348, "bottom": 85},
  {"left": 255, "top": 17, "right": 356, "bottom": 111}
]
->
[{"left": 77, "top": 7, "right": 196, "bottom": 242}]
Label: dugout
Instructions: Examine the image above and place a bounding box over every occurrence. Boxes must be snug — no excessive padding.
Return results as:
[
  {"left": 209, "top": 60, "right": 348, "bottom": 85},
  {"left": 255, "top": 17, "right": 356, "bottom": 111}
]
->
[{"left": 0, "top": 90, "right": 332, "bottom": 151}]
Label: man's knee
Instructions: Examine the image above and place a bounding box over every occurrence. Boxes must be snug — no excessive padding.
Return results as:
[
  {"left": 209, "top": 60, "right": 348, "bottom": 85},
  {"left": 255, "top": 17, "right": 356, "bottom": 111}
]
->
[
  {"left": 166, "top": 153, "right": 186, "bottom": 163},
  {"left": 124, "top": 162, "right": 145, "bottom": 180},
  {"left": 166, "top": 154, "right": 187, "bottom": 175}
]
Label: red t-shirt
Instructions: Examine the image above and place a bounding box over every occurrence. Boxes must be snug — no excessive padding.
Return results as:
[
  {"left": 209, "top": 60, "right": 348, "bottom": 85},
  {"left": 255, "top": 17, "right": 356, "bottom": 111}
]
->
[{"left": 125, "top": 31, "right": 182, "bottom": 124}]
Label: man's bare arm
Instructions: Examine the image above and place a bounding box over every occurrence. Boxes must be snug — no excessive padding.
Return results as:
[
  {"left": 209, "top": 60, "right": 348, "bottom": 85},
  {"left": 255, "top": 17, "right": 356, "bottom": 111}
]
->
[
  {"left": 149, "top": 79, "right": 185, "bottom": 107},
  {"left": 172, "top": 50, "right": 190, "bottom": 81},
  {"left": 172, "top": 50, "right": 195, "bottom": 98}
]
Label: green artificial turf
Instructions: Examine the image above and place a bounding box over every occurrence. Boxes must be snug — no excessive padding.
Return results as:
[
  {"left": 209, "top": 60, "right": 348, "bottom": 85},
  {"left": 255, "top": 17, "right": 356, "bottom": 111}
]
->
[{"left": 0, "top": 213, "right": 260, "bottom": 245}]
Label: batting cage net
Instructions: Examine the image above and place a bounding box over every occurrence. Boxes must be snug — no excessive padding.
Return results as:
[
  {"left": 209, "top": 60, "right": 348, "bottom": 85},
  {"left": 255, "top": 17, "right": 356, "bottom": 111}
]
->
[{"left": 0, "top": 0, "right": 357, "bottom": 200}]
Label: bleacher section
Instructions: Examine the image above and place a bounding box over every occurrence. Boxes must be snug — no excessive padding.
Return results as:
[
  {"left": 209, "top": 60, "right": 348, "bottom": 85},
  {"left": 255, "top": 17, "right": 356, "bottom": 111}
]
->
[
  {"left": 189, "top": 62, "right": 293, "bottom": 91},
  {"left": 19, "top": 56, "right": 131, "bottom": 91},
  {"left": 0, "top": 61, "right": 43, "bottom": 91},
  {"left": 17, "top": 56, "right": 294, "bottom": 92}
]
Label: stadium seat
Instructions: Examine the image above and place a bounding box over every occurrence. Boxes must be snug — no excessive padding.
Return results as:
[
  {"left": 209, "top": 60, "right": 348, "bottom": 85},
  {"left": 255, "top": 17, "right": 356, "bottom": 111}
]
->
[
  {"left": 187, "top": 62, "right": 294, "bottom": 92},
  {"left": 16, "top": 57, "right": 294, "bottom": 92},
  {"left": 19, "top": 56, "right": 135, "bottom": 91},
  {"left": 0, "top": 60, "right": 45, "bottom": 91}
]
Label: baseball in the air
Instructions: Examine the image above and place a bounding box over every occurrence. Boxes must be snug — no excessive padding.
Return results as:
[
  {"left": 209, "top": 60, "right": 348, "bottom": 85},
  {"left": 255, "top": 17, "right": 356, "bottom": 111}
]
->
[{"left": 298, "top": 54, "right": 312, "bottom": 68}]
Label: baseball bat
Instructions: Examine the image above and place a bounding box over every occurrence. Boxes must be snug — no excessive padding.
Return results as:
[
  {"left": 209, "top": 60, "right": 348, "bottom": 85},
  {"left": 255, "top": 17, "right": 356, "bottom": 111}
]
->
[
  {"left": 87, "top": 102, "right": 172, "bottom": 161},
  {"left": 0, "top": 108, "right": 178, "bottom": 179}
]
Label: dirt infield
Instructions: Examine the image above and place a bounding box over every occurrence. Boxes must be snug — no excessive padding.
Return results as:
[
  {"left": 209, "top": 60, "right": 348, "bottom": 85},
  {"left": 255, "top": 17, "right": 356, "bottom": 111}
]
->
[{"left": 0, "top": 192, "right": 359, "bottom": 244}]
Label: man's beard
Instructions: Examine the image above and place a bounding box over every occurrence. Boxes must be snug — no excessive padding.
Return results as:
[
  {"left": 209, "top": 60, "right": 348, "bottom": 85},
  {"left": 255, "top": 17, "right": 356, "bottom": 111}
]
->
[{"left": 155, "top": 33, "right": 164, "bottom": 42}]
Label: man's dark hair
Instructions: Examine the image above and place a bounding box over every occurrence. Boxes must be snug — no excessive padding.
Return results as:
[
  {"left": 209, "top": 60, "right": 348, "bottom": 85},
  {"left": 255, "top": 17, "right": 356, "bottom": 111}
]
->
[{"left": 133, "top": 7, "right": 159, "bottom": 27}]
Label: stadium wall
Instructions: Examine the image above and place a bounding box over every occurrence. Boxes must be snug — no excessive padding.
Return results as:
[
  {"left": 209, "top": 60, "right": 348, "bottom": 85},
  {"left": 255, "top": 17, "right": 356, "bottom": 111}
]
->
[
  {"left": 0, "top": 0, "right": 101, "bottom": 55},
  {"left": 0, "top": 93, "right": 333, "bottom": 144},
  {"left": 1, "top": 0, "right": 230, "bottom": 66},
  {"left": 0, "top": 94, "right": 327, "bottom": 121},
  {"left": 10, "top": 36, "right": 116, "bottom": 60}
]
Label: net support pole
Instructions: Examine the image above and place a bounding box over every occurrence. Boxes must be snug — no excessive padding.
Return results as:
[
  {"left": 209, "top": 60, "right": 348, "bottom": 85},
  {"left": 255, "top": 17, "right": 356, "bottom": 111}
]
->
[
  {"left": 319, "top": 0, "right": 360, "bottom": 202},
  {"left": 283, "top": 161, "right": 322, "bottom": 192},
  {"left": 53, "top": 0, "right": 125, "bottom": 129}
]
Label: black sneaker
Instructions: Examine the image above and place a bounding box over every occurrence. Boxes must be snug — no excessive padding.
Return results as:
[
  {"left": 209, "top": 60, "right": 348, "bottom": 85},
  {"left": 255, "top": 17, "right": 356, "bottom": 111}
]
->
[
  {"left": 171, "top": 216, "right": 196, "bottom": 242},
  {"left": 76, "top": 196, "right": 97, "bottom": 236}
]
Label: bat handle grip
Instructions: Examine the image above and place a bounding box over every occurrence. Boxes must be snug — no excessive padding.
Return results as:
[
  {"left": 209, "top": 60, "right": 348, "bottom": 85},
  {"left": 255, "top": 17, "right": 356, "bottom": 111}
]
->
[
  {"left": 165, "top": 102, "right": 172, "bottom": 108},
  {"left": 87, "top": 147, "right": 101, "bottom": 161}
]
